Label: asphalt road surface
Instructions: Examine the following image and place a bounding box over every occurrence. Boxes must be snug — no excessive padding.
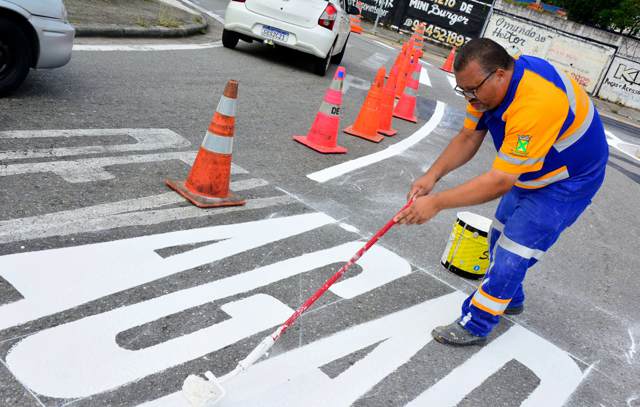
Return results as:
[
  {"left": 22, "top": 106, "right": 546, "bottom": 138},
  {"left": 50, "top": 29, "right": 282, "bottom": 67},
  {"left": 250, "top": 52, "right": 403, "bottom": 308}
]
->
[{"left": 0, "top": 2, "right": 639, "bottom": 406}]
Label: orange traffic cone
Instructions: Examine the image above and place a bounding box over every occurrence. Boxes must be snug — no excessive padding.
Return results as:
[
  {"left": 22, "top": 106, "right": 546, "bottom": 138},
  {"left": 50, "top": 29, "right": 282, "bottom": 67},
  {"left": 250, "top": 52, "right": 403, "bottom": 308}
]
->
[
  {"left": 441, "top": 47, "right": 456, "bottom": 73},
  {"left": 395, "top": 45, "right": 415, "bottom": 98},
  {"left": 293, "top": 67, "right": 347, "bottom": 154},
  {"left": 378, "top": 66, "right": 397, "bottom": 137},
  {"left": 350, "top": 15, "right": 363, "bottom": 34},
  {"left": 344, "top": 68, "right": 385, "bottom": 143},
  {"left": 166, "top": 80, "right": 245, "bottom": 208},
  {"left": 351, "top": 1, "right": 364, "bottom": 33},
  {"left": 393, "top": 54, "right": 419, "bottom": 123}
]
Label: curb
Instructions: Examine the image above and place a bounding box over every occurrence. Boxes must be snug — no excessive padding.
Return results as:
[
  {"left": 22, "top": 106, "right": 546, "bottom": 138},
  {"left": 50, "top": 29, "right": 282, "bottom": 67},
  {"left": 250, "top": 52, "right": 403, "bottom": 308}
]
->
[
  {"left": 74, "top": 20, "right": 208, "bottom": 38},
  {"left": 599, "top": 112, "right": 640, "bottom": 132}
]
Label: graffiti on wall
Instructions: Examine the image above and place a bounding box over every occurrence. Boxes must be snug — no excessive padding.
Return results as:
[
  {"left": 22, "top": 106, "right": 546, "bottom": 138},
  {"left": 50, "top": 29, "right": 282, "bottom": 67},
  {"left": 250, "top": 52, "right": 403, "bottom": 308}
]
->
[
  {"left": 484, "top": 11, "right": 615, "bottom": 93},
  {"left": 598, "top": 56, "right": 640, "bottom": 110}
]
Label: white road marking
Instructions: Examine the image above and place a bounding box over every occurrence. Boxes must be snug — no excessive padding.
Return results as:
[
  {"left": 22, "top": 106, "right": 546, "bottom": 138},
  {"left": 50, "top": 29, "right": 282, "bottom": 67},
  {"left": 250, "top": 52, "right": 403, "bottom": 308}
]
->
[
  {"left": 0, "top": 178, "right": 269, "bottom": 244},
  {"left": 307, "top": 101, "right": 446, "bottom": 183},
  {"left": 73, "top": 42, "right": 223, "bottom": 52},
  {"left": 140, "top": 291, "right": 585, "bottom": 407},
  {"left": 0, "top": 213, "right": 334, "bottom": 331},
  {"left": 605, "top": 130, "right": 640, "bottom": 162},
  {"left": 406, "top": 324, "right": 584, "bottom": 407},
  {"left": 446, "top": 73, "right": 464, "bottom": 97},
  {"left": 419, "top": 66, "right": 431, "bottom": 87},
  {"left": 420, "top": 60, "right": 433, "bottom": 67},
  {"left": 0, "top": 129, "right": 189, "bottom": 160},
  {"left": 179, "top": 0, "right": 225, "bottom": 24},
  {"left": 4, "top": 240, "right": 409, "bottom": 398},
  {"left": 0, "top": 151, "right": 200, "bottom": 182}
]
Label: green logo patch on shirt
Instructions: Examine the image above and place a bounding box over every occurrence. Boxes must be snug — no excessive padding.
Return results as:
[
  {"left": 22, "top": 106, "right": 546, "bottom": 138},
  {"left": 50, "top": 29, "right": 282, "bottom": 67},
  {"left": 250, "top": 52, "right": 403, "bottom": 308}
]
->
[{"left": 513, "top": 135, "right": 531, "bottom": 156}]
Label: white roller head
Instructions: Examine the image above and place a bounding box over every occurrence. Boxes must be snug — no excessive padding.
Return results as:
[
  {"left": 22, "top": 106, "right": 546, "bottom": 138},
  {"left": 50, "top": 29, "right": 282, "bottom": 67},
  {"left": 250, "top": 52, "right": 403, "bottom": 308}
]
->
[{"left": 182, "top": 372, "right": 226, "bottom": 407}]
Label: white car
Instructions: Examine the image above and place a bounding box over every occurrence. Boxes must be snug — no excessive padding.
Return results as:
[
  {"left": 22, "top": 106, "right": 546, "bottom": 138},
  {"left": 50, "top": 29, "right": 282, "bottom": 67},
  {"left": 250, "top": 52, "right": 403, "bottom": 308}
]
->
[
  {"left": 223, "top": 0, "right": 356, "bottom": 76},
  {"left": 0, "top": 0, "right": 75, "bottom": 96}
]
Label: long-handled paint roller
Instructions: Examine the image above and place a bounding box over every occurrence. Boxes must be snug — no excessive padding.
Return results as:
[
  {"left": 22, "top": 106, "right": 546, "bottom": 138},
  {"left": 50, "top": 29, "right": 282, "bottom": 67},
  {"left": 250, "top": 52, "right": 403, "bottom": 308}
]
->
[{"left": 182, "top": 198, "right": 416, "bottom": 406}]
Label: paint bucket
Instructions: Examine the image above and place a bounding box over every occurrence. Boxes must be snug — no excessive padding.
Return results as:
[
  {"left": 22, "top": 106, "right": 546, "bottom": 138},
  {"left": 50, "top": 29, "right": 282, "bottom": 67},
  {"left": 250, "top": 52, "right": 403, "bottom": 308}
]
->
[{"left": 441, "top": 211, "right": 492, "bottom": 280}]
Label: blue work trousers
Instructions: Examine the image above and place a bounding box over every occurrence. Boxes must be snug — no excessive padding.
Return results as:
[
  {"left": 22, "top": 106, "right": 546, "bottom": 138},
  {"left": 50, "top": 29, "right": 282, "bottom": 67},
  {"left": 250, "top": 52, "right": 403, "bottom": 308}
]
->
[{"left": 460, "top": 188, "right": 593, "bottom": 337}]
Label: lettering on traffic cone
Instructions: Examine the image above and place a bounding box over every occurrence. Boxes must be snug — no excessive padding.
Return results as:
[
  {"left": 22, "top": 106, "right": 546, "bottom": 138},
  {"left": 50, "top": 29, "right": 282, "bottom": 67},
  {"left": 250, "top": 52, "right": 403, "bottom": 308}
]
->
[
  {"left": 378, "top": 66, "right": 397, "bottom": 137},
  {"left": 344, "top": 68, "right": 385, "bottom": 143},
  {"left": 441, "top": 46, "right": 456, "bottom": 73},
  {"left": 165, "top": 80, "right": 245, "bottom": 208},
  {"left": 293, "top": 67, "right": 347, "bottom": 154},
  {"left": 393, "top": 55, "right": 419, "bottom": 123}
]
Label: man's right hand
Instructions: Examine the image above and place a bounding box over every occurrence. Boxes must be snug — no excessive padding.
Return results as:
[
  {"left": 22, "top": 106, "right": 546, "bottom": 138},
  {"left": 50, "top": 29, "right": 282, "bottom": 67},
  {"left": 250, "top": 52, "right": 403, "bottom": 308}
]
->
[{"left": 407, "top": 174, "right": 437, "bottom": 200}]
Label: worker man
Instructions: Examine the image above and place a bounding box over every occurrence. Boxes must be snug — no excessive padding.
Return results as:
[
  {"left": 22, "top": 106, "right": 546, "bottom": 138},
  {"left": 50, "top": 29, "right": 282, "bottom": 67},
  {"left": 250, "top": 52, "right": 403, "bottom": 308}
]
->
[{"left": 394, "top": 38, "right": 609, "bottom": 346}]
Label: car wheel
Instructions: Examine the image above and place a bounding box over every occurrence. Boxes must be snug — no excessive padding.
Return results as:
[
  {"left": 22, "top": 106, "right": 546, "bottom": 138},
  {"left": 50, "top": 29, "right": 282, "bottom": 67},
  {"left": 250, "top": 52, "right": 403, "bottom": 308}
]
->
[
  {"left": 0, "top": 18, "right": 32, "bottom": 97},
  {"left": 222, "top": 29, "right": 240, "bottom": 49},
  {"left": 313, "top": 44, "right": 334, "bottom": 77},
  {"left": 331, "top": 35, "right": 349, "bottom": 65}
]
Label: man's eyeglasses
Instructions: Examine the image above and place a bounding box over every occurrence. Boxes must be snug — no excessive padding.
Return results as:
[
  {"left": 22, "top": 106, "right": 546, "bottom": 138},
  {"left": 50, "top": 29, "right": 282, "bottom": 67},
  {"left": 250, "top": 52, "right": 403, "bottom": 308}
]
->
[{"left": 454, "top": 70, "right": 497, "bottom": 99}]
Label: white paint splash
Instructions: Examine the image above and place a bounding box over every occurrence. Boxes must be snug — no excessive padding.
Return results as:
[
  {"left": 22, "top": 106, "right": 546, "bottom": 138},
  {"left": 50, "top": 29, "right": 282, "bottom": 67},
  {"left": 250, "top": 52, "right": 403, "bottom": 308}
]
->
[
  {"left": 625, "top": 328, "right": 637, "bottom": 364},
  {"left": 73, "top": 42, "right": 223, "bottom": 52},
  {"left": 339, "top": 223, "right": 360, "bottom": 233},
  {"left": 628, "top": 394, "right": 639, "bottom": 406},
  {"left": 307, "top": 101, "right": 446, "bottom": 183}
]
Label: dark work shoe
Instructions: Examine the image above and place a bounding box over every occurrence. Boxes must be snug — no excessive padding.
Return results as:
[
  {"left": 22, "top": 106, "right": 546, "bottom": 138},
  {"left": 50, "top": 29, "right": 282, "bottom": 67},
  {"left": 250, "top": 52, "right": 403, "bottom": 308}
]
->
[
  {"left": 504, "top": 305, "right": 524, "bottom": 315},
  {"left": 432, "top": 319, "right": 487, "bottom": 347}
]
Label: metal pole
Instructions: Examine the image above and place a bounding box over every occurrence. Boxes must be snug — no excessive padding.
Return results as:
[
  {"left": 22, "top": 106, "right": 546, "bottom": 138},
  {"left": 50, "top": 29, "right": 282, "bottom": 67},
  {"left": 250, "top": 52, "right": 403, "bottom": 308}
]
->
[{"left": 372, "top": 0, "right": 382, "bottom": 34}]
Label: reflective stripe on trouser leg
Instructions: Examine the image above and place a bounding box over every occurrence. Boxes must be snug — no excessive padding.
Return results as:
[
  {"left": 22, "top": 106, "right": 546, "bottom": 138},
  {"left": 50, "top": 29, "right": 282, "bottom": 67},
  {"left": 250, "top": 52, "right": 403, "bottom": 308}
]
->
[{"left": 460, "top": 189, "right": 592, "bottom": 336}]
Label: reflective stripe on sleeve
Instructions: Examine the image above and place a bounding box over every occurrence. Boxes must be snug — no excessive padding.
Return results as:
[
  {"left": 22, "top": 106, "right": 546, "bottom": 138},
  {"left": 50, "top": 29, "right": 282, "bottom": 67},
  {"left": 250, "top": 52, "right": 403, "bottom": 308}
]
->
[
  {"left": 554, "top": 67, "right": 577, "bottom": 113},
  {"left": 554, "top": 100, "right": 594, "bottom": 152},
  {"left": 497, "top": 151, "right": 544, "bottom": 167},
  {"left": 515, "top": 166, "right": 569, "bottom": 189},
  {"left": 202, "top": 131, "right": 233, "bottom": 154},
  {"left": 465, "top": 112, "right": 479, "bottom": 124}
]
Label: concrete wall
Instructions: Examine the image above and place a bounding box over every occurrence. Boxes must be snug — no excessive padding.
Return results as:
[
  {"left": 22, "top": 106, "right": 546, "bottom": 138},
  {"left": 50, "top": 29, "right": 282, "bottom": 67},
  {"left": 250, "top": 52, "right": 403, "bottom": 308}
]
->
[{"left": 484, "top": 0, "right": 640, "bottom": 108}]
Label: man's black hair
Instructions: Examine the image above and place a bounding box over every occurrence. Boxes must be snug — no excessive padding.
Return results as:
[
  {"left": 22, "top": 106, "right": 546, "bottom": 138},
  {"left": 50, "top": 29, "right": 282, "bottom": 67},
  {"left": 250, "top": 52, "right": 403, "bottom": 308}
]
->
[{"left": 454, "top": 38, "right": 514, "bottom": 74}]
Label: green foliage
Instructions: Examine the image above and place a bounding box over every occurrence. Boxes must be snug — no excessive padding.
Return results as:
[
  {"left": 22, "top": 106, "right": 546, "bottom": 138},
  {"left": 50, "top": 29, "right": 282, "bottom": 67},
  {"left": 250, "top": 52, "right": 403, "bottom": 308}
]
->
[{"left": 549, "top": 0, "right": 640, "bottom": 35}]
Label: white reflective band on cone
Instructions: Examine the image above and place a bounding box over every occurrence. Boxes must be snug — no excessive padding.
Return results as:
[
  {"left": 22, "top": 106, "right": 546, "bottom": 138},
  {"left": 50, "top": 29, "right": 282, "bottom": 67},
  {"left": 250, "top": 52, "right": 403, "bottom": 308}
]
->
[
  {"left": 216, "top": 95, "right": 237, "bottom": 117},
  {"left": 202, "top": 131, "right": 234, "bottom": 154}
]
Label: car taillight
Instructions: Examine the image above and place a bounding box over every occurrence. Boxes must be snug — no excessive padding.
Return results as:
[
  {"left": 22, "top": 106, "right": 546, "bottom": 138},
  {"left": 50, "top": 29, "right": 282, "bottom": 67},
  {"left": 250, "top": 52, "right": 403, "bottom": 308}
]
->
[{"left": 318, "top": 3, "right": 337, "bottom": 30}]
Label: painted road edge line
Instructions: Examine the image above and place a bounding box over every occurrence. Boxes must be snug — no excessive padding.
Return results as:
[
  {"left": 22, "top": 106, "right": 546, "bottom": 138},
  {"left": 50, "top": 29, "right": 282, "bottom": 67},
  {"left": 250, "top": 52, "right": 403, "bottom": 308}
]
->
[
  {"left": 307, "top": 101, "right": 446, "bottom": 183},
  {"left": 73, "top": 42, "right": 223, "bottom": 52}
]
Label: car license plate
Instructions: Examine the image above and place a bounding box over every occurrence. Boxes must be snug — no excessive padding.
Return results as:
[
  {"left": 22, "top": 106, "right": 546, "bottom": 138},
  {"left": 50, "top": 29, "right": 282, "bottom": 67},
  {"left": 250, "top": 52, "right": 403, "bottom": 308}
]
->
[{"left": 261, "top": 25, "right": 289, "bottom": 42}]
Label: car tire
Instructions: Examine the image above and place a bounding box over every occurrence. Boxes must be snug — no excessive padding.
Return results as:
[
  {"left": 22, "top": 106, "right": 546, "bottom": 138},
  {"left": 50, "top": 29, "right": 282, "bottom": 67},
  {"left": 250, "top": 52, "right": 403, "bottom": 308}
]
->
[
  {"left": 0, "top": 18, "right": 32, "bottom": 97},
  {"left": 331, "top": 35, "right": 349, "bottom": 65},
  {"left": 222, "top": 29, "right": 240, "bottom": 49},
  {"left": 313, "top": 44, "right": 334, "bottom": 77}
]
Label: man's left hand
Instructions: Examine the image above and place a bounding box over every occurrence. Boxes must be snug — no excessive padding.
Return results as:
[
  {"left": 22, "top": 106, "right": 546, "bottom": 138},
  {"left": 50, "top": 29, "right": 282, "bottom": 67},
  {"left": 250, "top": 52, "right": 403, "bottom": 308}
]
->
[{"left": 394, "top": 195, "right": 441, "bottom": 225}]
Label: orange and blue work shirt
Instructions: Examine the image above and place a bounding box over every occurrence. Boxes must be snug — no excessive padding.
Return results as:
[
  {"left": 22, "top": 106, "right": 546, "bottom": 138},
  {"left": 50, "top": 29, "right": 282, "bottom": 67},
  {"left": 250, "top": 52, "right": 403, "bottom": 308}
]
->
[{"left": 464, "top": 55, "right": 609, "bottom": 200}]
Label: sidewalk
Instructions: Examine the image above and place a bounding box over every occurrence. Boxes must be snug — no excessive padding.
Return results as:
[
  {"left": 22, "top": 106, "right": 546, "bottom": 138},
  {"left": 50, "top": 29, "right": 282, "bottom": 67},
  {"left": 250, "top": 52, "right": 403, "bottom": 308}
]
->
[
  {"left": 66, "top": 0, "right": 208, "bottom": 38},
  {"left": 358, "top": 19, "right": 640, "bottom": 130}
]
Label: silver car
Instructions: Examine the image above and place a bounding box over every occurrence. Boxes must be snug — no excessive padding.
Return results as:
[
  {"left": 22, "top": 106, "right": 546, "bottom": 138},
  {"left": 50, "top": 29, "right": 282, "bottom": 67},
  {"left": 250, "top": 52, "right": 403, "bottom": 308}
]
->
[{"left": 0, "top": 0, "right": 75, "bottom": 96}]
